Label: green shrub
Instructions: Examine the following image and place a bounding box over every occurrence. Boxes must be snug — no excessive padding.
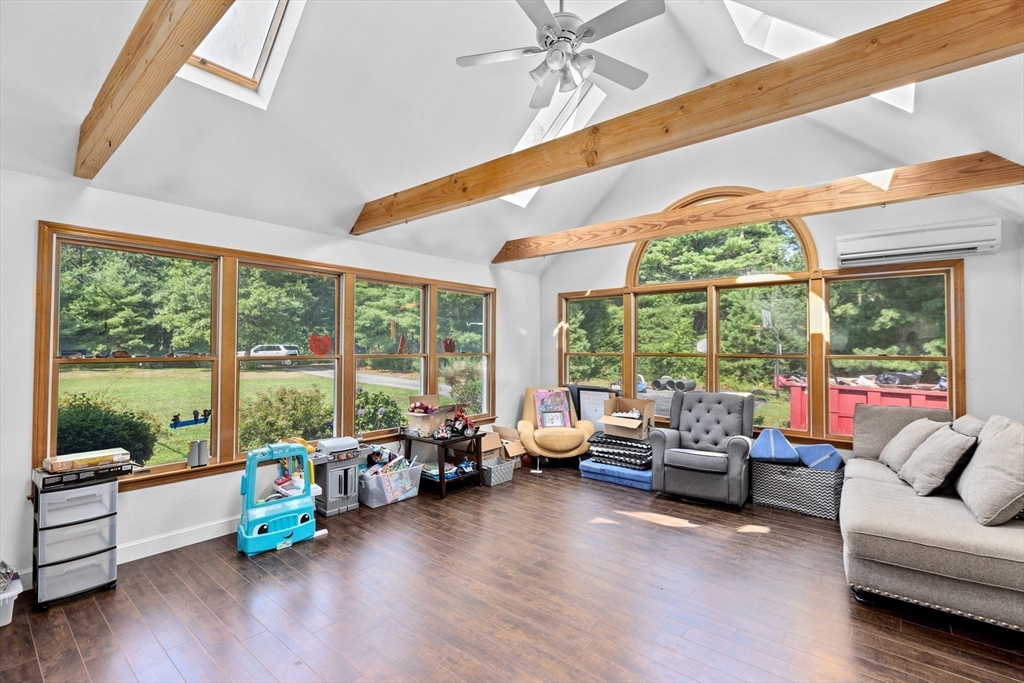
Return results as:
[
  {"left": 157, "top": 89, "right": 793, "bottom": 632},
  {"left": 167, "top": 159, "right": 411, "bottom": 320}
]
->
[
  {"left": 57, "top": 393, "right": 160, "bottom": 464},
  {"left": 354, "top": 387, "right": 404, "bottom": 433},
  {"left": 452, "top": 379, "right": 483, "bottom": 414},
  {"left": 238, "top": 386, "right": 333, "bottom": 451}
]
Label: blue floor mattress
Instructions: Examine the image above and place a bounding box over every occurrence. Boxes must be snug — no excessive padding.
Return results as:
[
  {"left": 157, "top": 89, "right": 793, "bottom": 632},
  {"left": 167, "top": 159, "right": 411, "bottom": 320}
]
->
[{"left": 579, "top": 458, "right": 653, "bottom": 491}]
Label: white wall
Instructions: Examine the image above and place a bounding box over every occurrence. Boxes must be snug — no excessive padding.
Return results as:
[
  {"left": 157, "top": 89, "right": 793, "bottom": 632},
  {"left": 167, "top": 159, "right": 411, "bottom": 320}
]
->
[
  {"left": 0, "top": 168, "right": 542, "bottom": 580},
  {"left": 539, "top": 118, "right": 1024, "bottom": 423}
]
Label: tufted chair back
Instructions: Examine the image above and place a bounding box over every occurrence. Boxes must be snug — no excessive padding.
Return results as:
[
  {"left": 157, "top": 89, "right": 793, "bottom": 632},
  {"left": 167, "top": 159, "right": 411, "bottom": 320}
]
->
[{"left": 670, "top": 391, "right": 754, "bottom": 453}]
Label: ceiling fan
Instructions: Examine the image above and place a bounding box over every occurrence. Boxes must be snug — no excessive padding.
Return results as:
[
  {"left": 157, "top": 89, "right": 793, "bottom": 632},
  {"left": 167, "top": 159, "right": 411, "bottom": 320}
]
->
[{"left": 456, "top": 0, "right": 666, "bottom": 109}]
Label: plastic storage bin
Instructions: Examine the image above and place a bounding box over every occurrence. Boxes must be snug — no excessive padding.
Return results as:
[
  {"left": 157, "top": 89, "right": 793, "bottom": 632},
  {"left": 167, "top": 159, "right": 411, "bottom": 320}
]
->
[
  {"left": 36, "top": 548, "right": 116, "bottom": 603},
  {"left": 0, "top": 577, "right": 22, "bottom": 627},
  {"left": 38, "top": 480, "right": 117, "bottom": 528},
  {"left": 358, "top": 465, "right": 422, "bottom": 508},
  {"left": 37, "top": 515, "right": 117, "bottom": 566}
]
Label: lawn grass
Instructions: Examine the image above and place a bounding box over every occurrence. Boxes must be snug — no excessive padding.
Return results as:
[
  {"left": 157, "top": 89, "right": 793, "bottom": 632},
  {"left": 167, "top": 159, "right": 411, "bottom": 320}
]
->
[{"left": 59, "top": 366, "right": 415, "bottom": 466}]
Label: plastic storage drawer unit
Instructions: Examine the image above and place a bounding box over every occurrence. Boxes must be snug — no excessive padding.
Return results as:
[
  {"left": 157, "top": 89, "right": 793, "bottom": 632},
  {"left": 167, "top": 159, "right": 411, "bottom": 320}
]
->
[
  {"left": 34, "top": 477, "right": 119, "bottom": 610},
  {"left": 37, "top": 515, "right": 117, "bottom": 566},
  {"left": 36, "top": 549, "right": 116, "bottom": 604},
  {"left": 38, "top": 480, "right": 117, "bottom": 528}
]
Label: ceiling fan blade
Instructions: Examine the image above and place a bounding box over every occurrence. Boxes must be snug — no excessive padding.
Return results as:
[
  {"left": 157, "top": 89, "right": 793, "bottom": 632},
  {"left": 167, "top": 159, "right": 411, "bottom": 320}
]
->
[
  {"left": 516, "top": 0, "right": 560, "bottom": 32},
  {"left": 529, "top": 71, "right": 558, "bottom": 109},
  {"left": 580, "top": 49, "right": 648, "bottom": 90},
  {"left": 456, "top": 46, "right": 543, "bottom": 67},
  {"left": 578, "top": 0, "right": 666, "bottom": 43}
]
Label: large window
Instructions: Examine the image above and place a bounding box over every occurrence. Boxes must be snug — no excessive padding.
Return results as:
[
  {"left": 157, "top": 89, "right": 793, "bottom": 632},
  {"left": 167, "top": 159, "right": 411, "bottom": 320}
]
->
[
  {"left": 636, "top": 291, "right": 708, "bottom": 417},
  {"left": 826, "top": 273, "right": 951, "bottom": 436},
  {"left": 353, "top": 281, "right": 425, "bottom": 435},
  {"left": 718, "top": 284, "right": 808, "bottom": 428},
  {"left": 564, "top": 296, "right": 624, "bottom": 389},
  {"left": 55, "top": 244, "right": 215, "bottom": 467},
  {"left": 34, "top": 224, "right": 497, "bottom": 489},
  {"left": 236, "top": 265, "right": 339, "bottom": 451},
  {"left": 558, "top": 187, "right": 962, "bottom": 443},
  {"left": 436, "top": 290, "right": 492, "bottom": 415}
]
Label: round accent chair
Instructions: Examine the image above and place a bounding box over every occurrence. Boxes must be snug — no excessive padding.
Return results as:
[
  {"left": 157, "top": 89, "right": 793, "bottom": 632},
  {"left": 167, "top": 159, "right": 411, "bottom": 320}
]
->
[{"left": 518, "top": 387, "right": 595, "bottom": 465}]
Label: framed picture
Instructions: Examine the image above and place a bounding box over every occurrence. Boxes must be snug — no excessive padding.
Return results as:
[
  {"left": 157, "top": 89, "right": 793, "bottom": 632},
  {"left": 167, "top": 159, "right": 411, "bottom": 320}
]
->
[
  {"left": 541, "top": 411, "right": 566, "bottom": 428},
  {"left": 534, "top": 389, "right": 572, "bottom": 429}
]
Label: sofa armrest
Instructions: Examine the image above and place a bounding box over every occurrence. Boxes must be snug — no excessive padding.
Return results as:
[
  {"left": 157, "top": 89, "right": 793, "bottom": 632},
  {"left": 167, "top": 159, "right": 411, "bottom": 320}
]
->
[
  {"left": 726, "top": 435, "right": 752, "bottom": 462},
  {"left": 577, "top": 420, "right": 596, "bottom": 440},
  {"left": 517, "top": 420, "right": 537, "bottom": 454},
  {"left": 650, "top": 428, "right": 681, "bottom": 492}
]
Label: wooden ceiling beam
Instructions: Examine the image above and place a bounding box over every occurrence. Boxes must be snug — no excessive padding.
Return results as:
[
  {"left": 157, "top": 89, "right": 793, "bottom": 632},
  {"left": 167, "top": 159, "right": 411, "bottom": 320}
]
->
[
  {"left": 75, "top": 0, "right": 234, "bottom": 179},
  {"left": 351, "top": 0, "right": 1023, "bottom": 235},
  {"left": 491, "top": 152, "right": 1024, "bottom": 263}
]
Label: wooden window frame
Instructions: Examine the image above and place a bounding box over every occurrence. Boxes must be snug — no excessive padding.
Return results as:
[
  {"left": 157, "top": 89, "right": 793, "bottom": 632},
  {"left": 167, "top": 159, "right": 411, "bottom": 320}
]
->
[
  {"left": 352, "top": 278, "right": 427, "bottom": 440},
  {"left": 561, "top": 292, "right": 627, "bottom": 393},
  {"left": 556, "top": 188, "right": 964, "bottom": 447},
  {"left": 435, "top": 287, "right": 496, "bottom": 420},
  {"left": 188, "top": 0, "right": 289, "bottom": 91},
  {"left": 32, "top": 221, "right": 496, "bottom": 492},
  {"left": 234, "top": 262, "right": 342, "bottom": 455}
]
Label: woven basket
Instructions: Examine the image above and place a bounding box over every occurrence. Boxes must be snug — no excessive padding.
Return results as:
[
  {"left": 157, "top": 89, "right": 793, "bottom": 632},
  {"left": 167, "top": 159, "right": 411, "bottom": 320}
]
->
[
  {"left": 482, "top": 457, "right": 514, "bottom": 486},
  {"left": 751, "top": 461, "right": 844, "bottom": 520}
]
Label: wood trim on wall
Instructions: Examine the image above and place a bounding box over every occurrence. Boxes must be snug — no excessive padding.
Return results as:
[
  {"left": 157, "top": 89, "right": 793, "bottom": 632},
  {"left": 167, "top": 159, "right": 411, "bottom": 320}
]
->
[
  {"left": 32, "top": 222, "right": 497, "bottom": 488},
  {"left": 186, "top": 55, "right": 258, "bottom": 90},
  {"left": 493, "top": 153, "right": 1021, "bottom": 263}
]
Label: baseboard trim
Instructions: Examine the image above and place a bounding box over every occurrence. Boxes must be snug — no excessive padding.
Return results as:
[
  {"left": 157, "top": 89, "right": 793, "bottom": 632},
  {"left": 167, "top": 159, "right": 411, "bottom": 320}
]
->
[{"left": 117, "top": 515, "right": 240, "bottom": 564}]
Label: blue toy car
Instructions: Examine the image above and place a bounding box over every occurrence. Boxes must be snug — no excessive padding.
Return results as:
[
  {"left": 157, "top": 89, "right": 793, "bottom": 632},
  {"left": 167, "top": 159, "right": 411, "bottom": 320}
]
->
[{"left": 237, "top": 442, "right": 316, "bottom": 557}]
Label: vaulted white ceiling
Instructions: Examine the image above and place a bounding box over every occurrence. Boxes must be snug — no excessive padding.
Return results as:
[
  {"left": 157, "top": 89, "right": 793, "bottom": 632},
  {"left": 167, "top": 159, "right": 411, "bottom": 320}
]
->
[{"left": 2, "top": 0, "right": 1021, "bottom": 275}]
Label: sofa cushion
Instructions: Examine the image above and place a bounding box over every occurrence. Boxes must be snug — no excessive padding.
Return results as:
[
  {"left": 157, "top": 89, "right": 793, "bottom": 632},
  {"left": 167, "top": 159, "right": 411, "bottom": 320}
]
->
[
  {"left": 853, "top": 404, "right": 953, "bottom": 460},
  {"left": 675, "top": 392, "right": 752, "bottom": 453},
  {"left": 844, "top": 458, "right": 904, "bottom": 485},
  {"left": 952, "top": 414, "right": 986, "bottom": 438},
  {"left": 796, "top": 444, "right": 844, "bottom": 471},
  {"left": 956, "top": 416, "right": 1024, "bottom": 526},
  {"left": 879, "top": 418, "right": 948, "bottom": 472},
  {"left": 898, "top": 426, "right": 976, "bottom": 496},
  {"left": 534, "top": 427, "right": 584, "bottom": 452},
  {"left": 750, "top": 428, "right": 800, "bottom": 463},
  {"left": 665, "top": 448, "right": 729, "bottom": 473},
  {"left": 840, "top": 477, "right": 1024, "bottom": 592}
]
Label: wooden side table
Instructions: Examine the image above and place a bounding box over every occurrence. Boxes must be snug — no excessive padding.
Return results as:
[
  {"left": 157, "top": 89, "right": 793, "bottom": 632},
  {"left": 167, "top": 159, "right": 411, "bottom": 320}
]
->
[{"left": 400, "top": 432, "right": 483, "bottom": 499}]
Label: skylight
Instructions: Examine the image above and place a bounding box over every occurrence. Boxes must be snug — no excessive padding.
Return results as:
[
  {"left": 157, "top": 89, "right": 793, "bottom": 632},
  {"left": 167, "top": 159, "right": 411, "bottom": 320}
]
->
[
  {"left": 502, "top": 81, "right": 607, "bottom": 207},
  {"left": 724, "top": 0, "right": 915, "bottom": 113},
  {"left": 191, "top": 0, "right": 288, "bottom": 90}
]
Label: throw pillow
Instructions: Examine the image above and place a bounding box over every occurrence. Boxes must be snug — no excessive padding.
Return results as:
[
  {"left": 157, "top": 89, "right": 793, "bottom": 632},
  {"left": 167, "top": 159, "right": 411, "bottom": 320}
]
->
[
  {"left": 956, "top": 416, "right": 1024, "bottom": 526},
  {"left": 878, "top": 418, "right": 948, "bottom": 472},
  {"left": 952, "top": 414, "right": 986, "bottom": 438},
  {"left": 899, "top": 426, "right": 977, "bottom": 496}
]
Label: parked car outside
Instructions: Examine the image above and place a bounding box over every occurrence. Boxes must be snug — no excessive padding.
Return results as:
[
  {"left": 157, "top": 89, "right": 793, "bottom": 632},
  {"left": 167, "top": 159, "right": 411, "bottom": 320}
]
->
[{"left": 245, "top": 344, "right": 300, "bottom": 365}]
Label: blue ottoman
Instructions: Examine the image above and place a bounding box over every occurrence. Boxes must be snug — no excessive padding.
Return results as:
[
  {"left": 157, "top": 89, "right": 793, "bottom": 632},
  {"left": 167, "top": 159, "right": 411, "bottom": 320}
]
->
[{"left": 579, "top": 459, "right": 653, "bottom": 491}]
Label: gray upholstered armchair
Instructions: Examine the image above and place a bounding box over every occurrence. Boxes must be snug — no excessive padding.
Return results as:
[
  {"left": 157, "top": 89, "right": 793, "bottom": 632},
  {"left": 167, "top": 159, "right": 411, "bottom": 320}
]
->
[{"left": 651, "top": 391, "right": 755, "bottom": 506}]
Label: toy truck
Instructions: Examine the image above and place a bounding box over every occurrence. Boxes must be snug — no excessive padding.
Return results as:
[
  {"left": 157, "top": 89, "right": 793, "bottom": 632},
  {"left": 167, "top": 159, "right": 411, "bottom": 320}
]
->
[{"left": 237, "top": 442, "right": 316, "bottom": 556}]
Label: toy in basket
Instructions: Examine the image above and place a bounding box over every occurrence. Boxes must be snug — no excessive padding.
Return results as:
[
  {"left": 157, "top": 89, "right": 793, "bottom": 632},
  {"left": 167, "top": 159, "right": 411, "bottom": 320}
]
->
[{"left": 237, "top": 442, "right": 317, "bottom": 557}]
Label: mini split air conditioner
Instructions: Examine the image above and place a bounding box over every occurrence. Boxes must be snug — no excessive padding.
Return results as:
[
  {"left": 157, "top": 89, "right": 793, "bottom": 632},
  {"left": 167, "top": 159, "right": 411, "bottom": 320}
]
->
[{"left": 836, "top": 217, "right": 1002, "bottom": 267}]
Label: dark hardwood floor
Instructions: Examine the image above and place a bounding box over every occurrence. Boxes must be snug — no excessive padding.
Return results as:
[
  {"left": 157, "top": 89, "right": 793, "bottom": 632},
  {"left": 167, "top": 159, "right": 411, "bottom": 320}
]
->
[{"left": 2, "top": 467, "right": 1021, "bottom": 682}]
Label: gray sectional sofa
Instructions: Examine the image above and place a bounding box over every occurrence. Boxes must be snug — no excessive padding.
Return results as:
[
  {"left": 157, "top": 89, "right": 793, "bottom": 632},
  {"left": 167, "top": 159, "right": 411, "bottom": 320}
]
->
[{"left": 841, "top": 404, "right": 1024, "bottom": 630}]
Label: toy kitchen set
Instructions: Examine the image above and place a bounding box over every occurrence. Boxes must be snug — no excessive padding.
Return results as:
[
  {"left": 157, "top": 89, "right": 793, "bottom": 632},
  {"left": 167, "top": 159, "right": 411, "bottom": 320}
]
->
[{"left": 310, "top": 436, "right": 363, "bottom": 516}]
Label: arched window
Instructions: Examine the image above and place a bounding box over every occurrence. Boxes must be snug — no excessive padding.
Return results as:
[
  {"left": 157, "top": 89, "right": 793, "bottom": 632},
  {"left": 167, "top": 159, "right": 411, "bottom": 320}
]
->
[{"left": 628, "top": 187, "right": 819, "bottom": 285}]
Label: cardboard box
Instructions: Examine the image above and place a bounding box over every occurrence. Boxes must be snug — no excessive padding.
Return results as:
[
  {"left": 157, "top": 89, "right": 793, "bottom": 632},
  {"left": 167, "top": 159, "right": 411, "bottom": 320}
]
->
[
  {"left": 43, "top": 447, "right": 131, "bottom": 473},
  {"left": 598, "top": 398, "right": 655, "bottom": 441},
  {"left": 406, "top": 395, "right": 461, "bottom": 436},
  {"left": 492, "top": 425, "right": 526, "bottom": 467}
]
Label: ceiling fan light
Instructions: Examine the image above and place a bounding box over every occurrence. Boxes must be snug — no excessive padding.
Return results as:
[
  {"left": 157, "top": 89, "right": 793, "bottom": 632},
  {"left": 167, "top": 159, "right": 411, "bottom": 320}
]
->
[
  {"left": 558, "top": 66, "right": 578, "bottom": 92},
  {"left": 529, "top": 60, "right": 553, "bottom": 85},
  {"left": 571, "top": 53, "right": 596, "bottom": 79},
  {"left": 545, "top": 47, "right": 567, "bottom": 71}
]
